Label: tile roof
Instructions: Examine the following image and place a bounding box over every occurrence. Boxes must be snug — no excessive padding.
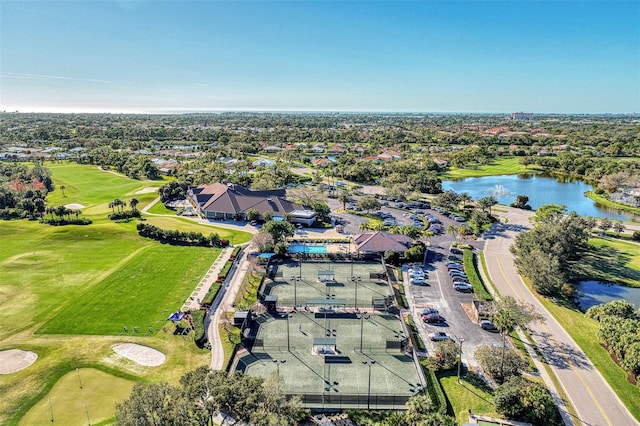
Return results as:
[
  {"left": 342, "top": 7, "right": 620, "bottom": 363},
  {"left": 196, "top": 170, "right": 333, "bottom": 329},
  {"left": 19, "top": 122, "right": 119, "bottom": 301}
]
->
[
  {"left": 191, "top": 183, "right": 303, "bottom": 216},
  {"left": 353, "top": 231, "right": 413, "bottom": 253}
]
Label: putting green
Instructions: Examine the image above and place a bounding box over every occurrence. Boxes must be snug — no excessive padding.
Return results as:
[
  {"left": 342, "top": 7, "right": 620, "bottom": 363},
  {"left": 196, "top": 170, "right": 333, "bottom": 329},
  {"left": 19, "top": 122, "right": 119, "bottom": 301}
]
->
[{"left": 19, "top": 368, "right": 134, "bottom": 426}]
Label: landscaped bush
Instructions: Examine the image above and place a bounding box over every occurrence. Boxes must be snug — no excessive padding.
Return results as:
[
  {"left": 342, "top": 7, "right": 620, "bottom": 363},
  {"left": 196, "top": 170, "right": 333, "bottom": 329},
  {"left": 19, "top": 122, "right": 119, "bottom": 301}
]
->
[
  {"left": 395, "top": 284, "right": 408, "bottom": 309},
  {"left": 108, "top": 210, "right": 141, "bottom": 220},
  {"left": 137, "top": 223, "right": 223, "bottom": 247},
  {"left": 201, "top": 283, "right": 222, "bottom": 306},
  {"left": 633, "top": 231, "right": 640, "bottom": 241},
  {"left": 43, "top": 218, "right": 92, "bottom": 226},
  {"left": 191, "top": 310, "right": 207, "bottom": 345},
  {"left": 463, "top": 249, "right": 493, "bottom": 301},
  {"left": 229, "top": 246, "right": 242, "bottom": 261},
  {"left": 406, "top": 314, "right": 425, "bottom": 351},
  {"left": 217, "top": 261, "right": 233, "bottom": 280}
]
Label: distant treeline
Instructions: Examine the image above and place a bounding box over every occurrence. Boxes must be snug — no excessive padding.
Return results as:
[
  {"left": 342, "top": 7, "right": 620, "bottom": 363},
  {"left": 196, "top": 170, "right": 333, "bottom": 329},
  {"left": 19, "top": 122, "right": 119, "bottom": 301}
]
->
[{"left": 136, "top": 223, "right": 228, "bottom": 247}]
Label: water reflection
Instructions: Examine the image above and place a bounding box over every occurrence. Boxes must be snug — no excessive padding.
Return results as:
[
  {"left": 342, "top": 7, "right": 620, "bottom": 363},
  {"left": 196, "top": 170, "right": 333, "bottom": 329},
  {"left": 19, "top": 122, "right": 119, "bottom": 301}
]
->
[
  {"left": 577, "top": 280, "right": 640, "bottom": 311},
  {"left": 443, "top": 174, "right": 638, "bottom": 221}
]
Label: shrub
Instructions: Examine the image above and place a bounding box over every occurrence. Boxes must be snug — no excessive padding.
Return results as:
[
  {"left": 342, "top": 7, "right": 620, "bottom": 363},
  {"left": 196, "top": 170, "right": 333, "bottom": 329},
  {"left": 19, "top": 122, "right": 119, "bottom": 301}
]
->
[
  {"left": 633, "top": 231, "right": 640, "bottom": 241},
  {"left": 191, "top": 310, "right": 206, "bottom": 345}
]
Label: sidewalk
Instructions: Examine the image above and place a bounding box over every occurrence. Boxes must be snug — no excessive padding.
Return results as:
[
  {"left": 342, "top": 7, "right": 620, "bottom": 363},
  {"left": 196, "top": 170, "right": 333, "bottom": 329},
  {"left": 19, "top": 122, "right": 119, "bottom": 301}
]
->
[{"left": 181, "top": 247, "right": 233, "bottom": 312}]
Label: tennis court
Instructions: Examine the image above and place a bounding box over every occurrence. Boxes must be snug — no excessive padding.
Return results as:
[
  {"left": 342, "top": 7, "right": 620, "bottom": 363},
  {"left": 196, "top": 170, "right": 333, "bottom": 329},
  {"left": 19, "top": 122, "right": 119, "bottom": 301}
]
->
[
  {"left": 262, "top": 259, "right": 393, "bottom": 310},
  {"left": 232, "top": 259, "right": 425, "bottom": 409}
]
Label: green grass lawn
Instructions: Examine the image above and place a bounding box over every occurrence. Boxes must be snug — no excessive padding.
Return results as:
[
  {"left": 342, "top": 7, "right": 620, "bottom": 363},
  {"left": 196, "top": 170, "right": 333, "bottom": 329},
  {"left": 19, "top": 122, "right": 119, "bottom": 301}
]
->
[
  {"left": 572, "top": 238, "right": 640, "bottom": 287},
  {"left": 39, "top": 243, "right": 220, "bottom": 335},
  {"left": 19, "top": 368, "right": 135, "bottom": 426},
  {"left": 143, "top": 216, "right": 253, "bottom": 244},
  {"left": 46, "top": 162, "right": 167, "bottom": 210},
  {"left": 444, "top": 157, "right": 540, "bottom": 179},
  {"left": 539, "top": 298, "right": 640, "bottom": 422},
  {"left": 146, "top": 199, "right": 177, "bottom": 215},
  {"left": 0, "top": 164, "right": 226, "bottom": 424},
  {"left": 438, "top": 371, "right": 497, "bottom": 423}
]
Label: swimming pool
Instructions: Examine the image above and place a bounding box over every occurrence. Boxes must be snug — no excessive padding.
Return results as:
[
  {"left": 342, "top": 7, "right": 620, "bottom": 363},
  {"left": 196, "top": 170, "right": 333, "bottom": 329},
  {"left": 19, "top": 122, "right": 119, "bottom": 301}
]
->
[{"left": 288, "top": 244, "right": 327, "bottom": 254}]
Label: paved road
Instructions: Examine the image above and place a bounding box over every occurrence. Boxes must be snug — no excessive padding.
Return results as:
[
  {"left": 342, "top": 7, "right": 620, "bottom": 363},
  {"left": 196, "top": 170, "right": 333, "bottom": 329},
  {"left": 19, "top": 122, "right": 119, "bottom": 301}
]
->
[{"left": 483, "top": 207, "right": 638, "bottom": 426}]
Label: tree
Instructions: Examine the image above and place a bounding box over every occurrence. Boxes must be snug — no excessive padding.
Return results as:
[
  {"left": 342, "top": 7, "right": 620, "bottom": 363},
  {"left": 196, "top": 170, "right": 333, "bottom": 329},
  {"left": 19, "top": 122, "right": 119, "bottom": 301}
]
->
[
  {"left": 474, "top": 344, "right": 528, "bottom": 382},
  {"left": 511, "top": 194, "right": 531, "bottom": 210},
  {"left": 310, "top": 200, "right": 331, "bottom": 223},
  {"left": 478, "top": 196, "right": 498, "bottom": 215},
  {"left": 494, "top": 376, "right": 561, "bottom": 425},
  {"left": 251, "top": 231, "right": 275, "bottom": 252},
  {"left": 261, "top": 220, "right": 295, "bottom": 244},
  {"left": 599, "top": 218, "right": 612, "bottom": 234},
  {"left": 356, "top": 195, "right": 380, "bottom": 213},
  {"left": 116, "top": 382, "right": 205, "bottom": 426},
  {"left": 613, "top": 221, "right": 625, "bottom": 235},
  {"left": 129, "top": 197, "right": 139, "bottom": 211},
  {"left": 447, "top": 225, "right": 458, "bottom": 242},
  {"left": 246, "top": 209, "right": 260, "bottom": 222},
  {"left": 490, "top": 296, "right": 543, "bottom": 382},
  {"left": 60, "top": 185, "right": 66, "bottom": 198},
  {"left": 532, "top": 203, "right": 566, "bottom": 222},
  {"left": 338, "top": 190, "right": 352, "bottom": 210}
]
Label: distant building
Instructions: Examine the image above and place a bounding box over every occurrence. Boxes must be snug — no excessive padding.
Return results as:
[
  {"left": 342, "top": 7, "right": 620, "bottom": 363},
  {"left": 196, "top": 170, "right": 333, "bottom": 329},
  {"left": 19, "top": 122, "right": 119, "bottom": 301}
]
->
[{"left": 512, "top": 112, "right": 534, "bottom": 120}]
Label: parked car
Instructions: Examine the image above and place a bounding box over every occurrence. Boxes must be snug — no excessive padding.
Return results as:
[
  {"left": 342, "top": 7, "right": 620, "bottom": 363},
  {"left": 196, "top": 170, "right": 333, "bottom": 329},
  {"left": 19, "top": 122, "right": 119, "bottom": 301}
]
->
[
  {"left": 449, "top": 272, "right": 468, "bottom": 280},
  {"left": 480, "top": 320, "right": 498, "bottom": 332},
  {"left": 453, "top": 283, "right": 473, "bottom": 292},
  {"left": 410, "top": 277, "right": 426, "bottom": 285},
  {"left": 422, "top": 313, "right": 444, "bottom": 323},
  {"left": 422, "top": 307, "right": 439, "bottom": 315},
  {"left": 450, "top": 247, "right": 464, "bottom": 255},
  {"left": 383, "top": 219, "right": 397, "bottom": 226},
  {"left": 428, "top": 331, "right": 450, "bottom": 341},
  {"left": 454, "top": 216, "right": 466, "bottom": 222}
]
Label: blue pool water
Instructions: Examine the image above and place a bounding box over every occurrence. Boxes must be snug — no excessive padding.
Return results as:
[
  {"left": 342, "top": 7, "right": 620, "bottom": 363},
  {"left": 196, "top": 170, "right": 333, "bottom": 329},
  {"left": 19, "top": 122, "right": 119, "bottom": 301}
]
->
[{"left": 289, "top": 244, "right": 327, "bottom": 254}]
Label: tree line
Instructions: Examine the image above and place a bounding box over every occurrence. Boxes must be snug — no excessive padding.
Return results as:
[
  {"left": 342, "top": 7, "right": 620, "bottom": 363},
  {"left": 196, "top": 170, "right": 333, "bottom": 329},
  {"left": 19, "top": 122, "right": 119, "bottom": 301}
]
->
[{"left": 0, "top": 161, "right": 53, "bottom": 219}]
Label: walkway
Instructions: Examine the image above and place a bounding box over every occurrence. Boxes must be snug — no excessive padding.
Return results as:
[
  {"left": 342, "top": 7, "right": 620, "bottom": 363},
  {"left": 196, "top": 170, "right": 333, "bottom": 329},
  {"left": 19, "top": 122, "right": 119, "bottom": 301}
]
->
[
  {"left": 483, "top": 207, "right": 638, "bottom": 426},
  {"left": 181, "top": 247, "right": 233, "bottom": 312}
]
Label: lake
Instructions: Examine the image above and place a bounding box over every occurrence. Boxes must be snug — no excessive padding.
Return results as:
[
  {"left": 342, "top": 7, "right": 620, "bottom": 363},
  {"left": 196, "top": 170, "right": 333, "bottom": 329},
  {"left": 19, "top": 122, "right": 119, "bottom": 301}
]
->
[
  {"left": 576, "top": 280, "right": 640, "bottom": 311},
  {"left": 443, "top": 173, "right": 638, "bottom": 221}
]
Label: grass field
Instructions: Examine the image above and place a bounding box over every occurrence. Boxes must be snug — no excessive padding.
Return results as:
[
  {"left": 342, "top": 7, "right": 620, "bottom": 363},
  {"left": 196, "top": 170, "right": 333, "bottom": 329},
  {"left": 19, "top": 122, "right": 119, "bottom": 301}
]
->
[
  {"left": 0, "top": 162, "right": 251, "bottom": 425},
  {"left": 438, "top": 371, "right": 497, "bottom": 423},
  {"left": 39, "top": 244, "right": 220, "bottom": 335},
  {"left": 573, "top": 238, "right": 640, "bottom": 287},
  {"left": 19, "top": 368, "right": 135, "bottom": 426},
  {"left": 444, "top": 157, "right": 540, "bottom": 179}
]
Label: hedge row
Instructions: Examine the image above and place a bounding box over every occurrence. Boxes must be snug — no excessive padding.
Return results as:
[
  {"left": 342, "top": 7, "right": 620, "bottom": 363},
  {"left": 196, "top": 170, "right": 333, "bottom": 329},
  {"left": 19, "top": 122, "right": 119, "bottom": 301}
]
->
[
  {"left": 42, "top": 218, "right": 92, "bottom": 226},
  {"left": 137, "top": 223, "right": 228, "bottom": 247},
  {"left": 463, "top": 249, "right": 493, "bottom": 301},
  {"left": 395, "top": 284, "right": 409, "bottom": 309},
  {"left": 191, "top": 310, "right": 206, "bottom": 344},
  {"left": 218, "top": 261, "right": 234, "bottom": 280},
  {"left": 405, "top": 314, "right": 425, "bottom": 351},
  {"left": 201, "top": 283, "right": 222, "bottom": 306},
  {"left": 108, "top": 210, "right": 141, "bottom": 220},
  {"left": 424, "top": 368, "right": 448, "bottom": 415}
]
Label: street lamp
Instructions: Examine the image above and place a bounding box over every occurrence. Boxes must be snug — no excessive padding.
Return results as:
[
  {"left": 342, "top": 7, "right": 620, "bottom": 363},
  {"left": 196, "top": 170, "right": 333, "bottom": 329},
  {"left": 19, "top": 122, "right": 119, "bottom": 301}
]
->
[
  {"left": 457, "top": 338, "right": 465, "bottom": 384},
  {"left": 356, "top": 312, "right": 370, "bottom": 353},
  {"left": 290, "top": 276, "right": 300, "bottom": 308},
  {"left": 362, "top": 360, "right": 376, "bottom": 410},
  {"left": 351, "top": 275, "right": 361, "bottom": 310},
  {"left": 273, "top": 359, "right": 286, "bottom": 377},
  {"left": 284, "top": 312, "right": 294, "bottom": 352}
]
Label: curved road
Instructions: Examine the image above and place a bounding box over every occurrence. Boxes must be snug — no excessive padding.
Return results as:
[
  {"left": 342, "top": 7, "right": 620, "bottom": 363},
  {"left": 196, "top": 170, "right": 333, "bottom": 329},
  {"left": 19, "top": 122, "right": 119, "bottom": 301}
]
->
[{"left": 483, "top": 207, "right": 638, "bottom": 426}]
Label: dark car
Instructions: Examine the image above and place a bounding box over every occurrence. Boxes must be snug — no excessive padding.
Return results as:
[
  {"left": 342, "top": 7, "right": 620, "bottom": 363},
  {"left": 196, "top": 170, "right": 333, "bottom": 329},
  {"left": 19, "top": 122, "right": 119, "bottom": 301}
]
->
[
  {"left": 422, "top": 313, "right": 445, "bottom": 323},
  {"left": 480, "top": 320, "right": 498, "bottom": 332}
]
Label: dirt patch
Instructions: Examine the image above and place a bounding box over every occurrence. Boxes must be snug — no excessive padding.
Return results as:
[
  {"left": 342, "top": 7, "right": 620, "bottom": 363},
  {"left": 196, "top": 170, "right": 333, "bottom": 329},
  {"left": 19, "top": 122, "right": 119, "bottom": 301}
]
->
[
  {"left": 135, "top": 187, "right": 157, "bottom": 195},
  {"left": 64, "top": 203, "right": 86, "bottom": 210},
  {"left": 0, "top": 349, "right": 38, "bottom": 374},
  {"left": 112, "top": 343, "right": 165, "bottom": 367}
]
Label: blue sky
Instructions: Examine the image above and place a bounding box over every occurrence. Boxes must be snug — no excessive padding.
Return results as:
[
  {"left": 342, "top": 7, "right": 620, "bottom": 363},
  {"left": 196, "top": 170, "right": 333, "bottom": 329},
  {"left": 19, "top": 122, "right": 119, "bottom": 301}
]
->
[{"left": 1, "top": 1, "right": 638, "bottom": 113}]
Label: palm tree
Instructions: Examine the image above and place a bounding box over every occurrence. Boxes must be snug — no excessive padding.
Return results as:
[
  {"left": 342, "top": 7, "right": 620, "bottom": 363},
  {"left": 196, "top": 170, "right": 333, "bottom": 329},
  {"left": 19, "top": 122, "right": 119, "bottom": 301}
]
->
[
  {"left": 108, "top": 201, "right": 115, "bottom": 214},
  {"left": 46, "top": 206, "right": 55, "bottom": 220},
  {"left": 447, "top": 225, "right": 459, "bottom": 242},
  {"left": 478, "top": 196, "right": 498, "bottom": 215},
  {"left": 459, "top": 192, "right": 473, "bottom": 210},
  {"left": 130, "top": 198, "right": 139, "bottom": 211},
  {"left": 60, "top": 185, "right": 66, "bottom": 198}
]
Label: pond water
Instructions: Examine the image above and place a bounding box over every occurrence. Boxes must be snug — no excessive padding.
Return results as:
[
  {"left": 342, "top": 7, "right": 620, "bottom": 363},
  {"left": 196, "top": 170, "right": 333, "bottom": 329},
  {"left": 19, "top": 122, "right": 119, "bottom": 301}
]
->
[
  {"left": 576, "top": 280, "right": 640, "bottom": 311},
  {"left": 443, "top": 173, "right": 638, "bottom": 221}
]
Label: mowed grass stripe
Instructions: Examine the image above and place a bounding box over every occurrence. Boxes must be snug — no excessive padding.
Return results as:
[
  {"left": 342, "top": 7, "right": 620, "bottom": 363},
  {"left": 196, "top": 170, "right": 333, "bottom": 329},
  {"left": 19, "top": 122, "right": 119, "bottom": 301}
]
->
[
  {"left": 46, "top": 163, "right": 165, "bottom": 208},
  {"left": 39, "top": 244, "right": 221, "bottom": 335},
  {"left": 443, "top": 157, "right": 539, "bottom": 179}
]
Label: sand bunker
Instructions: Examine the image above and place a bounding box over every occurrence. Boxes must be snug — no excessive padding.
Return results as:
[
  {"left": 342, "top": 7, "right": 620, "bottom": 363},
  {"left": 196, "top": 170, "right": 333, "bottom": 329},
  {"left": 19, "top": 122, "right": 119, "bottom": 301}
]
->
[
  {"left": 135, "top": 187, "right": 157, "bottom": 194},
  {"left": 64, "top": 203, "right": 86, "bottom": 210},
  {"left": 0, "top": 349, "right": 38, "bottom": 374},
  {"left": 112, "top": 343, "right": 165, "bottom": 367}
]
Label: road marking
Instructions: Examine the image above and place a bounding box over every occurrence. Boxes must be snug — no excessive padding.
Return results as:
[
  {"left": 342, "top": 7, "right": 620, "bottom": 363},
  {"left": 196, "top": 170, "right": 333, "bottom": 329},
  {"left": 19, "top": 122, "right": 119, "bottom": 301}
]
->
[{"left": 494, "top": 256, "right": 613, "bottom": 426}]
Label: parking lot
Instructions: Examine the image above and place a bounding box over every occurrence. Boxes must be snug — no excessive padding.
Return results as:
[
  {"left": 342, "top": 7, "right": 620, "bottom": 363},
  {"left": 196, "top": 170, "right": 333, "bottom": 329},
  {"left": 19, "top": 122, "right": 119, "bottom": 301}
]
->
[{"left": 327, "top": 193, "right": 503, "bottom": 366}]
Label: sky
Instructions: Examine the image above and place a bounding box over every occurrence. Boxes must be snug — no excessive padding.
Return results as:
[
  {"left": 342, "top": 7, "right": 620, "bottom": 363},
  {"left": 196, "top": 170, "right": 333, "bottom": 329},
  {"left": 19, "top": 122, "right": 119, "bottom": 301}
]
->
[{"left": 1, "top": 1, "right": 639, "bottom": 114}]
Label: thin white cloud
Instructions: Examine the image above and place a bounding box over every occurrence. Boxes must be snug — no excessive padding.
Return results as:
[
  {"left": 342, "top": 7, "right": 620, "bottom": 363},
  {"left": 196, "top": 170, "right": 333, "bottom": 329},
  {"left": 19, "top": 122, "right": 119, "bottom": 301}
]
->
[{"left": 0, "top": 72, "right": 110, "bottom": 84}]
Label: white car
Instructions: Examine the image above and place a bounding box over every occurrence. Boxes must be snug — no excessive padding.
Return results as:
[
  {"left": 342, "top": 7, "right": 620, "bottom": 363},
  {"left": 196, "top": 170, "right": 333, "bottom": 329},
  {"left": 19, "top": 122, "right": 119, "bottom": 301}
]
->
[
  {"left": 410, "top": 277, "right": 425, "bottom": 285},
  {"left": 428, "top": 332, "right": 450, "bottom": 341},
  {"left": 453, "top": 283, "right": 473, "bottom": 292}
]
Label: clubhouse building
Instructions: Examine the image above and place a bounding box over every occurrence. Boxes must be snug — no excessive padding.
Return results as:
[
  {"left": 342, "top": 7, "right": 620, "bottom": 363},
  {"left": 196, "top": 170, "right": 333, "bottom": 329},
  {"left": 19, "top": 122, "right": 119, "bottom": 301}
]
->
[{"left": 188, "top": 183, "right": 316, "bottom": 226}]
